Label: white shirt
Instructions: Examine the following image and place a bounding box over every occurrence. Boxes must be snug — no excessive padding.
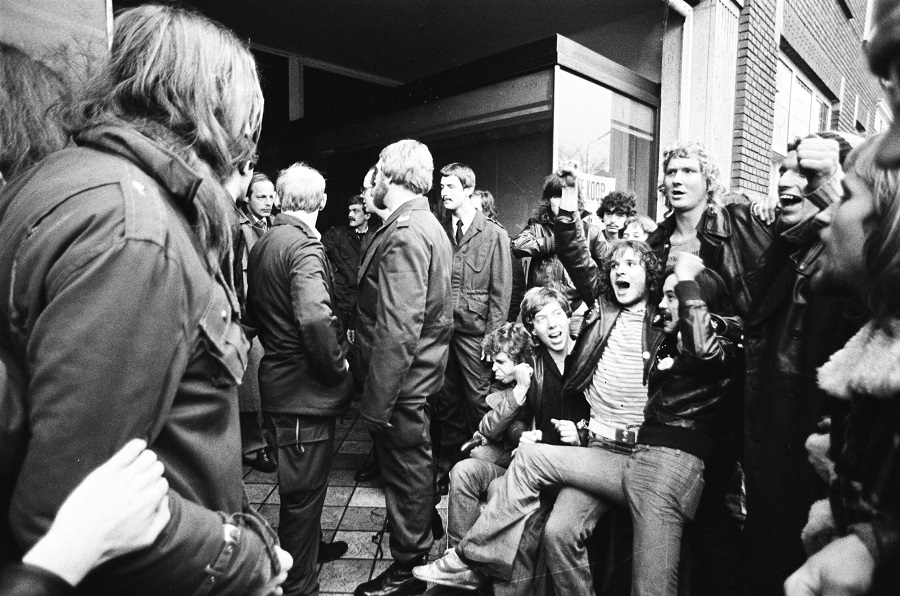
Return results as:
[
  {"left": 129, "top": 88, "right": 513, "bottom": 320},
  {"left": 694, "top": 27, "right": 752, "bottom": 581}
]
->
[{"left": 451, "top": 209, "right": 476, "bottom": 238}]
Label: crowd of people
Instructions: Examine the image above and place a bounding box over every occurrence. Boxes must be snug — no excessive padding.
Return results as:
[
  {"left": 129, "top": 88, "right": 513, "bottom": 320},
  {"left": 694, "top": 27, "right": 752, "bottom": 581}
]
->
[{"left": 1, "top": 2, "right": 900, "bottom": 596}]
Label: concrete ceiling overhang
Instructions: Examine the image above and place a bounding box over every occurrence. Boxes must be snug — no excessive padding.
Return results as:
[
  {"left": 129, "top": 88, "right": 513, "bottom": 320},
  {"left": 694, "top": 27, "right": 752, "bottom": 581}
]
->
[{"left": 115, "top": 0, "right": 664, "bottom": 84}]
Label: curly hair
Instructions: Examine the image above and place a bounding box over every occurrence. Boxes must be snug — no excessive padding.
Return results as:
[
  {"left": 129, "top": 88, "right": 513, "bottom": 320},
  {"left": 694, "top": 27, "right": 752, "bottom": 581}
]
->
[
  {"left": 658, "top": 141, "right": 725, "bottom": 207},
  {"left": 599, "top": 191, "right": 637, "bottom": 217},
  {"left": 599, "top": 240, "right": 662, "bottom": 304},
  {"left": 481, "top": 322, "right": 534, "bottom": 364}
]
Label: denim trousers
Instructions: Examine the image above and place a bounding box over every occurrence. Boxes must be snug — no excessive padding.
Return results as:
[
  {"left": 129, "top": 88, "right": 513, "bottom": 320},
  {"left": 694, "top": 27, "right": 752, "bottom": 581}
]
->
[{"left": 458, "top": 441, "right": 705, "bottom": 596}]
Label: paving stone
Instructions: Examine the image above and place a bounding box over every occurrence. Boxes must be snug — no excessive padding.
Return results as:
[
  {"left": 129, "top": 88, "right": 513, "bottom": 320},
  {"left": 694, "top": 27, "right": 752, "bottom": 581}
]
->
[
  {"left": 325, "top": 485, "right": 355, "bottom": 506},
  {"left": 256, "top": 503, "right": 279, "bottom": 530},
  {"left": 332, "top": 530, "right": 385, "bottom": 559},
  {"left": 348, "top": 487, "right": 386, "bottom": 507},
  {"left": 244, "top": 483, "right": 274, "bottom": 504},
  {"left": 317, "top": 559, "right": 374, "bottom": 593},
  {"left": 338, "top": 506, "right": 387, "bottom": 531},
  {"left": 321, "top": 505, "right": 345, "bottom": 530}
]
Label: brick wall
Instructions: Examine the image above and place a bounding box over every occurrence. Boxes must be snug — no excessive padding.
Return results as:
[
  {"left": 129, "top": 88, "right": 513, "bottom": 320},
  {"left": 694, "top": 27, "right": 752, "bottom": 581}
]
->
[
  {"left": 731, "top": 0, "right": 778, "bottom": 199},
  {"left": 730, "top": 0, "right": 884, "bottom": 199}
]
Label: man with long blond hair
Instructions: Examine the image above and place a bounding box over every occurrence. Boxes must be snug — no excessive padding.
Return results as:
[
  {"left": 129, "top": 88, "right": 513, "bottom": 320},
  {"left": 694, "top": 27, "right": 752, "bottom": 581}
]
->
[{"left": 0, "top": 5, "right": 291, "bottom": 594}]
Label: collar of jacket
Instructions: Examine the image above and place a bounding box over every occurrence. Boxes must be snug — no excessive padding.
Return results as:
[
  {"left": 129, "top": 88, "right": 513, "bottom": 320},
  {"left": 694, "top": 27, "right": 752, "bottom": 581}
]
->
[
  {"left": 565, "top": 297, "right": 662, "bottom": 396},
  {"left": 818, "top": 318, "right": 900, "bottom": 400},
  {"left": 273, "top": 212, "right": 319, "bottom": 238},
  {"left": 779, "top": 212, "right": 822, "bottom": 245},
  {"left": 445, "top": 209, "right": 486, "bottom": 245},
  {"left": 74, "top": 125, "right": 228, "bottom": 227},
  {"left": 656, "top": 204, "right": 731, "bottom": 241},
  {"left": 381, "top": 196, "right": 429, "bottom": 229}
]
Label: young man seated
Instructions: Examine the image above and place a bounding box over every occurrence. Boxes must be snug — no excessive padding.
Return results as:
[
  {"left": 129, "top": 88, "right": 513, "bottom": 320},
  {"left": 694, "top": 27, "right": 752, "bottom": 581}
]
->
[
  {"left": 417, "top": 228, "right": 742, "bottom": 595},
  {"left": 449, "top": 289, "right": 584, "bottom": 548}
]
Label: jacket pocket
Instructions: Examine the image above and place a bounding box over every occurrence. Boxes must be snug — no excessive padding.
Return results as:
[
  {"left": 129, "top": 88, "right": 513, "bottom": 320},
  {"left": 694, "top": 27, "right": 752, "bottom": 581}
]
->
[
  {"left": 464, "top": 243, "right": 490, "bottom": 273},
  {"left": 198, "top": 286, "right": 249, "bottom": 387},
  {"left": 466, "top": 295, "right": 489, "bottom": 320}
]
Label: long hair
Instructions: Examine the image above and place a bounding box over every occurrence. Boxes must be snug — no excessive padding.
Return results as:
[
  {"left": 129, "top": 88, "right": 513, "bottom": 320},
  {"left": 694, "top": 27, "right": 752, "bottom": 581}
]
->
[
  {"left": 68, "top": 5, "right": 264, "bottom": 273},
  {"left": 481, "top": 322, "right": 534, "bottom": 364},
  {"left": 599, "top": 240, "right": 662, "bottom": 304},
  {"left": 0, "top": 43, "right": 71, "bottom": 180},
  {"left": 843, "top": 133, "right": 900, "bottom": 332}
]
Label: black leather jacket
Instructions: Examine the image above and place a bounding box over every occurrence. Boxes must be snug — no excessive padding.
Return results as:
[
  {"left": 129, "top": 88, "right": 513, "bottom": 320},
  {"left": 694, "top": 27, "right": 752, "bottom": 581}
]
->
[
  {"left": 511, "top": 211, "right": 608, "bottom": 311},
  {"left": 646, "top": 202, "right": 773, "bottom": 317},
  {"left": 554, "top": 211, "right": 740, "bottom": 459}
]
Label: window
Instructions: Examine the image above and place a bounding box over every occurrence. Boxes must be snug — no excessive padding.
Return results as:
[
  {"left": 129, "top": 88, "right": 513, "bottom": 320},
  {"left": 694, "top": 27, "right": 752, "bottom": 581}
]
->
[
  {"left": 873, "top": 100, "right": 892, "bottom": 133},
  {"left": 771, "top": 53, "right": 832, "bottom": 154}
]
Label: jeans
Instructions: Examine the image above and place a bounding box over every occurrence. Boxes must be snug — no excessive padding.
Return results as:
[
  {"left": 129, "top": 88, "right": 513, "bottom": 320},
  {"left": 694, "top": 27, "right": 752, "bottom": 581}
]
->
[
  {"left": 458, "top": 441, "right": 705, "bottom": 596},
  {"left": 448, "top": 458, "right": 506, "bottom": 548}
]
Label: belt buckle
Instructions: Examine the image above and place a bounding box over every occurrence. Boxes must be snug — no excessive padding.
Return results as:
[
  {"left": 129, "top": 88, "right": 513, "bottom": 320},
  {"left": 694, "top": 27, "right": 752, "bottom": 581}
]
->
[{"left": 615, "top": 428, "right": 636, "bottom": 445}]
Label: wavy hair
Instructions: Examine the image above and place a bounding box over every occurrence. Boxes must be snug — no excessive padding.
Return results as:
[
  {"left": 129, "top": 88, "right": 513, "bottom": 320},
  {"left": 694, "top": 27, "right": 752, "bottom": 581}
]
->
[
  {"left": 843, "top": 133, "right": 900, "bottom": 332},
  {"left": 599, "top": 240, "right": 662, "bottom": 304},
  {"left": 0, "top": 43, "right": 71, "bottom": 180},
  {"left": 658, "top": 141, "right": 726, "bottom": 208},
  {"left": 482, "top": 322, "right": 534, "bottom": 364},
  {"left": 520, "top": 286, "right": 572, "bottom": 333},
  {"left": 67, "top": 6, "right": 264, "bottom": 272},
  {"left": 473, "top": 190, "right": 499, "bottom": 220},
  {"left": 277, "top": 162, "right": 326, "bottom": 213}
]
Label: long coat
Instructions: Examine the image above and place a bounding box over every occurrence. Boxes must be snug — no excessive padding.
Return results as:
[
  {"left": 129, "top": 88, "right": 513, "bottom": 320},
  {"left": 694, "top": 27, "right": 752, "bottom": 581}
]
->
[{"left": 355, "top": 197, "right": 453, "bottom": 427}]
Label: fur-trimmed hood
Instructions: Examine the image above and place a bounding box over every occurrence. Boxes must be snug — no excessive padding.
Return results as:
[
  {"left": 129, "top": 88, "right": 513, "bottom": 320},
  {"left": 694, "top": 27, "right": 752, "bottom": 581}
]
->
[{"left": 817, "top": 319, "right": 900, "bottom": 400}]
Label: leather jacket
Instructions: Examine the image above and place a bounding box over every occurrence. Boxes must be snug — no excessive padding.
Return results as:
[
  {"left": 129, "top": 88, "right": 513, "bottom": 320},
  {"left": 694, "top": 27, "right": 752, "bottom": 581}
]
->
[
  {"left": 511, "top": 211, "right": 608, "bottom": 310},
  {"left": 554, "top": 211, "right": 740, "bottom": 459},
  {"left": 646, "top": 202, "right": 773, "bottom": 317}
]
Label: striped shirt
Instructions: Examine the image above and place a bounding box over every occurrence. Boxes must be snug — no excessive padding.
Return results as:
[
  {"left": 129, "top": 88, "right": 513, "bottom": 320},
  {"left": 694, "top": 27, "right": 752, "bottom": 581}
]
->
[{"left": 585, "top": 306, "right": 647, "bottom": 428}]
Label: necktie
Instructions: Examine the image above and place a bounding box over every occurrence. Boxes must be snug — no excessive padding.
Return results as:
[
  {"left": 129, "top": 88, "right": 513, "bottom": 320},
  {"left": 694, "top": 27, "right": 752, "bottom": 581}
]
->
[{"left": 455, "top": 220, "right": 463, "bottom": 245}]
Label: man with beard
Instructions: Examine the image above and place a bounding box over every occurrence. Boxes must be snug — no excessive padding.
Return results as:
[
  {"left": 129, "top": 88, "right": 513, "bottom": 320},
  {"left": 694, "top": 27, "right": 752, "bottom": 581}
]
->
[
  {"left": 741, "top": 132, "right": 865, "bottom": 595},
  {"left": 353, "top": 140, "right": 452, "bottom": 596}
]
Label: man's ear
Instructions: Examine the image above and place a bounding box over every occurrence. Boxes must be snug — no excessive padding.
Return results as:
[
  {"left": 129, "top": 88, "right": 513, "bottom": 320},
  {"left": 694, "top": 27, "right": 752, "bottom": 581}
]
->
[{"left": 464, "top": 186, "right": 474, "bottom": 198}]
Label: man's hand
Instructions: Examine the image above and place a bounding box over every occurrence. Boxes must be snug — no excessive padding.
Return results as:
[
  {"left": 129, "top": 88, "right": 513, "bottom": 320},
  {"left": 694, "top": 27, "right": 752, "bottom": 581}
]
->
[
  {"left": 511, "top": 362, "right": 534, "bottom": 405},
  {"left": 797, "top": 136, "right": 841, "bottom": 195},
  {"left": 518, "top": 430, "right": 543, "bottom": 444},
  {"left": 551, "top": 419, "right": 580, "bottom": 446},
  {"left": 784, "top": 535, "right": 874, "bottom": 596},
  {"left": 805, "top": 432, "right": 835, "bottom": 482},
  {"left": 672, "top": 252, "right": 704, "bottom": 282},
  {"left": 751, "top": 195, "right": 780, "bottom": 225},
  {"left": 268, "top": 546, "right": 293, "bottom": 596}
]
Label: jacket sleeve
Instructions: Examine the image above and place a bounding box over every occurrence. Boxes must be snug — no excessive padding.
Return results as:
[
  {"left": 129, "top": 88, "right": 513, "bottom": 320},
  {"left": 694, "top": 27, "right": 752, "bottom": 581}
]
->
[
  {"left": 511, "top": 223, "right": 552, "bottom": 258},
  {"left": 553, "top": 210, "right": 604, "bottom": 306},
  {"left": 674, "top": 280, "right": 740, "bottom": 369},
  {"left": 360, "top": 226, "right": 429, "bottom": 425},
  {"left": 478, "top": 388, "right": 523, "bottom": 441},
  {"left": 11, "top": 236, "right": 278, "bottom": 594},
  {"left": 290, "top": 241, "right": 348, "bottom": 385},
  {"left": 487, "top": 228, "right": 512, "bottom": 334}
]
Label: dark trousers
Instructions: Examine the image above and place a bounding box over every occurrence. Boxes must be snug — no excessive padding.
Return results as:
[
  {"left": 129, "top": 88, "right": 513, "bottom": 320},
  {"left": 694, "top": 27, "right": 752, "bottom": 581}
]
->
[
  {"left": 264, "top": 412, "right": 336, "bottom": 596},
  {"left": 239, "top": 411, "right": 267, "bottom": 455},
  {"left": 436, "top": 333, "right": 491, "bottom": 449},
  {"left": 371, "top": 399, "right": 435, "bottom": 563}
]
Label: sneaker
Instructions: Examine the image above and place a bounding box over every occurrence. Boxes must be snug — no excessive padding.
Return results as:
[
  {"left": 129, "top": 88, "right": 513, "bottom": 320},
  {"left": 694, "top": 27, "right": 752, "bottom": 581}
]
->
[{"left": 412, "top": 549, "right": 486, "bottom": 590}]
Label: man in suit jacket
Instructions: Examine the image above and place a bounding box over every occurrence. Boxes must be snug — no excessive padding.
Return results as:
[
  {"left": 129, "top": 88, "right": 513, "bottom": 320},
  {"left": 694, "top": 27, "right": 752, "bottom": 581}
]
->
[
  {"left": 353, "top": 140, "right": 453, "bottom": 596},
  {"left": 247, "top": 163, "right": 354, "bottom": 596},
  {"left": 436, "top": 163, "right": 512, "bottom": 463}
]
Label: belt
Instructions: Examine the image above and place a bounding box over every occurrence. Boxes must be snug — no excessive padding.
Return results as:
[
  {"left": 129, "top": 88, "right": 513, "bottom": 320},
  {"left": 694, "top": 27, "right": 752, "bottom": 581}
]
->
[{"left": 584, "top": 418, "right": 639, "bottom": 446}]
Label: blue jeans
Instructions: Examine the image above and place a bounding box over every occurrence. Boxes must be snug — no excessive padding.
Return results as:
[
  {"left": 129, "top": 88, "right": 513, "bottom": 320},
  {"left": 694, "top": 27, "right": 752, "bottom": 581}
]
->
[
  {"left": 459, "top": 441, "right": 705, "bottom": 596},
  {"left": 624, "top": 445, "right": 706, "bottom": 596}
]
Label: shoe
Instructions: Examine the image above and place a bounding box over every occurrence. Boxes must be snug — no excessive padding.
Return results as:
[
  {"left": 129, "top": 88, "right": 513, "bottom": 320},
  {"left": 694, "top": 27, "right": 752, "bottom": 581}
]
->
[
  {"left": 412, "top": 549, "right": 486, "bottom": 591},
  {"left": 431, "top": 507, "right": 445, "bottom": 540},
  {"left": 437, "top": 472, "right": 450, "bottom": 496},
  {"left": 243, "top": 448, "right": 277, "bottom": 473},
  {"left": 355, "top": 460, "right": 381, "bottom": 482},
  {"left": 354, "top": 560, "right": 427, "bottom": 596},
  {"left": 317, "top": 539, "right": 348, "bottom": 563}
]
